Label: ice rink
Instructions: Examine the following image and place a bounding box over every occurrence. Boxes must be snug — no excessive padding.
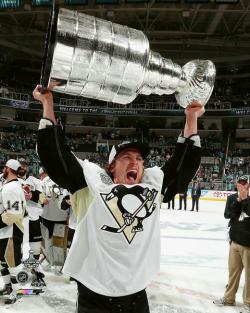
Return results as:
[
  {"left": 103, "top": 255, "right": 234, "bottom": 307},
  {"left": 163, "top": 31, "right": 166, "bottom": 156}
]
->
[{"left": 1, "top": 198, "right": 247, "bottom": 313}]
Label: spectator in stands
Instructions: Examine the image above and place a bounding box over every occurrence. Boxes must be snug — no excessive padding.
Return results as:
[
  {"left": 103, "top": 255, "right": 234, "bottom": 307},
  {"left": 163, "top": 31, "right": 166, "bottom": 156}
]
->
[
  {"left": 0, "top": 86, "right": 9, "bottom": 97},
  {"left": 210, "top": 181, "right": 215, "bottom": 190},
  {"left": 213, "top": 175, "right": 250, "bottom": 313}
]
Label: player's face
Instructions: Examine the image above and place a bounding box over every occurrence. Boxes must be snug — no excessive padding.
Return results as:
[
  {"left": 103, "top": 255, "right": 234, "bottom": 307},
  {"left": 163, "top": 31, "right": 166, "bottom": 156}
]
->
[
  {"left": 18, "top": 164, "right": 27, "bottom": 177},
  {"left": 39, "top": 173, "right": 47, "bottom": 181},
  {"left": 238, "top": 179, "right": 248, "bottom": 186},
  {"left": 236, "top": 180, "right": 249, "bottom": 194},
  {"left": 110, "top": 148, "right": 144, "bottom": 185}
]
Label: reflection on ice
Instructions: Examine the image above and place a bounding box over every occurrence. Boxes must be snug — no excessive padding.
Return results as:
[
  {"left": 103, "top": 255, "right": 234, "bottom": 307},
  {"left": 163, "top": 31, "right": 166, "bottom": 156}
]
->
[{"left": 150, "top": 303, "right": 208, "bottom": 313}]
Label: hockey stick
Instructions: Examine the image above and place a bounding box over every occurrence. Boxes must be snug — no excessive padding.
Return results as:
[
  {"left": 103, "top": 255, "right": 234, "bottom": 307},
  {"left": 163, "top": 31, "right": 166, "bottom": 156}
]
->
[{"left": 101, "top": 189, "right": 157, "bottom": 233}]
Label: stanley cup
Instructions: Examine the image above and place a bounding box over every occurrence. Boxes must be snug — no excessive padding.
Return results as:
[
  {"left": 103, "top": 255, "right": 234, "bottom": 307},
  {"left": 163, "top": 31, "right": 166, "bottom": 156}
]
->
[{"left": 41, "top": 8, "right": 216, "bottom": 107}]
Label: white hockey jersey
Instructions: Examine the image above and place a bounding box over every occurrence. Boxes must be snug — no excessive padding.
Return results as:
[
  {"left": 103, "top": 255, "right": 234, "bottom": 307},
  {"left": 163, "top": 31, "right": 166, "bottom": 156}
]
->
[
  {"left": 68, "top": 208, "right": 77, "bottom": 230},
  {"left": 19, "top": 175, "right": 43, "bottom": 221},
  {"left": 41, "top": 175, "right": 68, "bottom": 222},
  {"left": 0, "top": 179, "right": 26, "bottom": 239},
  {"left": 0, "top": 173, "right": 5, "bottom": 188},
  {"left": 60, "top": 189, "right": 76, "bottom": 230},
  {"left": 63, "top": 160, "right": 163, "bottom": 297}
]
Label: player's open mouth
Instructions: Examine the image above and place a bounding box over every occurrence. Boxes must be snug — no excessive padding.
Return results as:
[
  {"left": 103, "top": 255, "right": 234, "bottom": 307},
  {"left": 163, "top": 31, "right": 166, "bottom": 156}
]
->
[{"left": 127, "top": 170, "right": 137, "bottom": 182}]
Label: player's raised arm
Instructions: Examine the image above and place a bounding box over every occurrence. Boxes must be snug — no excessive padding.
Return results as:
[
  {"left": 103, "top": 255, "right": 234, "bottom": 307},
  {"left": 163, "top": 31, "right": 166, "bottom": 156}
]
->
[
  {"left": 34, "top": 85, "right": 86, "bottom": 194},
  {"left": 33, "top": 85, "right": 57, "bottom": 125},
  {"left": 183, "top": 101, "right": 205, "bottom": 138},
  {"left": 161, "top": 101, "right": 204, "bottom": 201}
]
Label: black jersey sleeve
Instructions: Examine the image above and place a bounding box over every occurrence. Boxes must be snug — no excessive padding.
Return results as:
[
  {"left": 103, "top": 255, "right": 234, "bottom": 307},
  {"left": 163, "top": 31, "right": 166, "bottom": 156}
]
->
[
  {"left": 161, "top": 138, "right": 201, "bottom": 202},
  {"left": 37, "top": 124, "right": 87, "bottom": 194}
]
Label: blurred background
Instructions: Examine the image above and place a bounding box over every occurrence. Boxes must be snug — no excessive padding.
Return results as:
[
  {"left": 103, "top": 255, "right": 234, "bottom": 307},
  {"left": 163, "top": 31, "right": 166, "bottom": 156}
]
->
[{"left": 0, "top": 0, "right": 250, "bottom": 191}]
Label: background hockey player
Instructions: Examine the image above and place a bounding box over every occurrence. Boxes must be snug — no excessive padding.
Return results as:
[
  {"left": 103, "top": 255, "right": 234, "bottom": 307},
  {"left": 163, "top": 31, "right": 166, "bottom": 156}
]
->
[
  {"left": 34, "top": 84, "right": 204, "bottom": 313},
  {"left": 17, "top": 158, "right": 46, "bottom": 260},
  {"left": 39, "top": 167, "right": 68, "bottom": 272},
  {"left": 60, "top": 189, "right": 76, "bottom": 282},
  {"left": 59, "top": 189, "right": 76, "bottom": 248},
  {"left": 0, "top": 159, "right": 26, "bottom": 303}
]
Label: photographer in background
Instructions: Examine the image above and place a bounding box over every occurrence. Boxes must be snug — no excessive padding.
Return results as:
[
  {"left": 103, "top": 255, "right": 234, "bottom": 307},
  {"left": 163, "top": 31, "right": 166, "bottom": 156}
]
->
[{"left": 214, "top": 175, "right": 250, "bottom": 313}]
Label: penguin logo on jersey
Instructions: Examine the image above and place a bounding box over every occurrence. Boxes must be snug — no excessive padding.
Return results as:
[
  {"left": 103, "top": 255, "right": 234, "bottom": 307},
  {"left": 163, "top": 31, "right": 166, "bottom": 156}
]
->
[{"left": 100, "top": 185, "right": 158, "bottom": 244}]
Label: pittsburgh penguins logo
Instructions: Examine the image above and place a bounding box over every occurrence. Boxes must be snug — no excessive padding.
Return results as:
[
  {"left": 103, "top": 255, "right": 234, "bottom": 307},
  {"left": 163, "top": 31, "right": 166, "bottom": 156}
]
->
[{"left": 100, "top": 185, "right": 158, "bottom": 244}]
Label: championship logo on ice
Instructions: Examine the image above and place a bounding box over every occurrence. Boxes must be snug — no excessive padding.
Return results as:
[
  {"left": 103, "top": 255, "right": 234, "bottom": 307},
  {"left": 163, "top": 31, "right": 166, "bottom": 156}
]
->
[{"left": 100, "top": 185, "right": 158, "bottom": 244}]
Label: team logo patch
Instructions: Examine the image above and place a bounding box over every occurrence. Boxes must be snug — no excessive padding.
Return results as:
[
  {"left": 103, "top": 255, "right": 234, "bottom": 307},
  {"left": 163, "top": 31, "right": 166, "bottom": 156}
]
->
[
  {"left": 100, "top": 185, "right": 158, "bottom": 244},
  {"left": 100, "top": 173, "right": 113, "bottom": 185}
]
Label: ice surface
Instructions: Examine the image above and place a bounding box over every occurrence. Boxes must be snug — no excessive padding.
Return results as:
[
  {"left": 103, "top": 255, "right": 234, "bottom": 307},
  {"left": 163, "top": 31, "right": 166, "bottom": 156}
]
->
[{"left": 0, "top": 199, "right": 246, "bottom": 312}]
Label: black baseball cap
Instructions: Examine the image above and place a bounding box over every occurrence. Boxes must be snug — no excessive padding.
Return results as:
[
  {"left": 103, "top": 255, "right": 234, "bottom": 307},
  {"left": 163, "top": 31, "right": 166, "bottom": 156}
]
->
[
  {"left": 108, "top": 141, "right": 149, "bottom": 164},
  {"left": 238, "top": 175, "right": 249, "bottom": 183}
]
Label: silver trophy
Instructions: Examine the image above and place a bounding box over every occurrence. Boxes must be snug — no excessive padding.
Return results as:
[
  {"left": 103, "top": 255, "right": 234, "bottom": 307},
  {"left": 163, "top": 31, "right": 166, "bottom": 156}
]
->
[{"left": 41, "top": 8, "right": 216, "bottom": 107}]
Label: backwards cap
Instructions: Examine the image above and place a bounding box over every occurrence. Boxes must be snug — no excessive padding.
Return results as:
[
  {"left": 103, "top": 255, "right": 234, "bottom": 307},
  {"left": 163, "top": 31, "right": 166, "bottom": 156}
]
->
[
  {"left": 5, "top": 159, "right": 21, "bottom": 171},
  {"left": 108, "top": 141, "right": 149, "bottom": 164}
]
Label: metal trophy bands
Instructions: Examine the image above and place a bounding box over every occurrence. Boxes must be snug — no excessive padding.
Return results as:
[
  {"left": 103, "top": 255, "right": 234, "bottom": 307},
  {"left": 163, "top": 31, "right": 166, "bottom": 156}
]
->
[{"left": 41, "top": 8, "right": 216, "bottom": 107}]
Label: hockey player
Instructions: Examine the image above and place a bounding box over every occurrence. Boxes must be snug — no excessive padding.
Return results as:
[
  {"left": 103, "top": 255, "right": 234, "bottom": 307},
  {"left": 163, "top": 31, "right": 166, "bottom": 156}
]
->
[
  {"left": 17, "top": 158, "right": 46, "bottom": 260},
  {"left": 0, "top": 159, "right": 26, "bottom": 302},
  {"left": 60, "top": 189, "right": 76, "bottom": 249},
  {"left": 60, "top": 189, "right": 76, "bottom": 282},
  {"left": 34, "top": 85, "right": 204, "bottom": 313},
  {"left": 39, "top": 167, "right": 68, "bottom": 271}
]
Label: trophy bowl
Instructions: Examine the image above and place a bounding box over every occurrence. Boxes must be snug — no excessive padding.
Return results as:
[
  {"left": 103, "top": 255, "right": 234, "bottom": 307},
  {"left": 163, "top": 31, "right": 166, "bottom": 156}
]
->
[{"left": 41, "top": 7, "right": 216, "bottom": 107}]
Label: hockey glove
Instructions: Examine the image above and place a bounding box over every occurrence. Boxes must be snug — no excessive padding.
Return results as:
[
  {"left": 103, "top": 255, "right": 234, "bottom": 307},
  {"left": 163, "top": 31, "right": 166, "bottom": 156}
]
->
[
  {"left": 1, "top": 211, "right": 23, "bottom": 225},
  {"left": 39, "top": 192, "right": 49, "bottom": 205}
]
